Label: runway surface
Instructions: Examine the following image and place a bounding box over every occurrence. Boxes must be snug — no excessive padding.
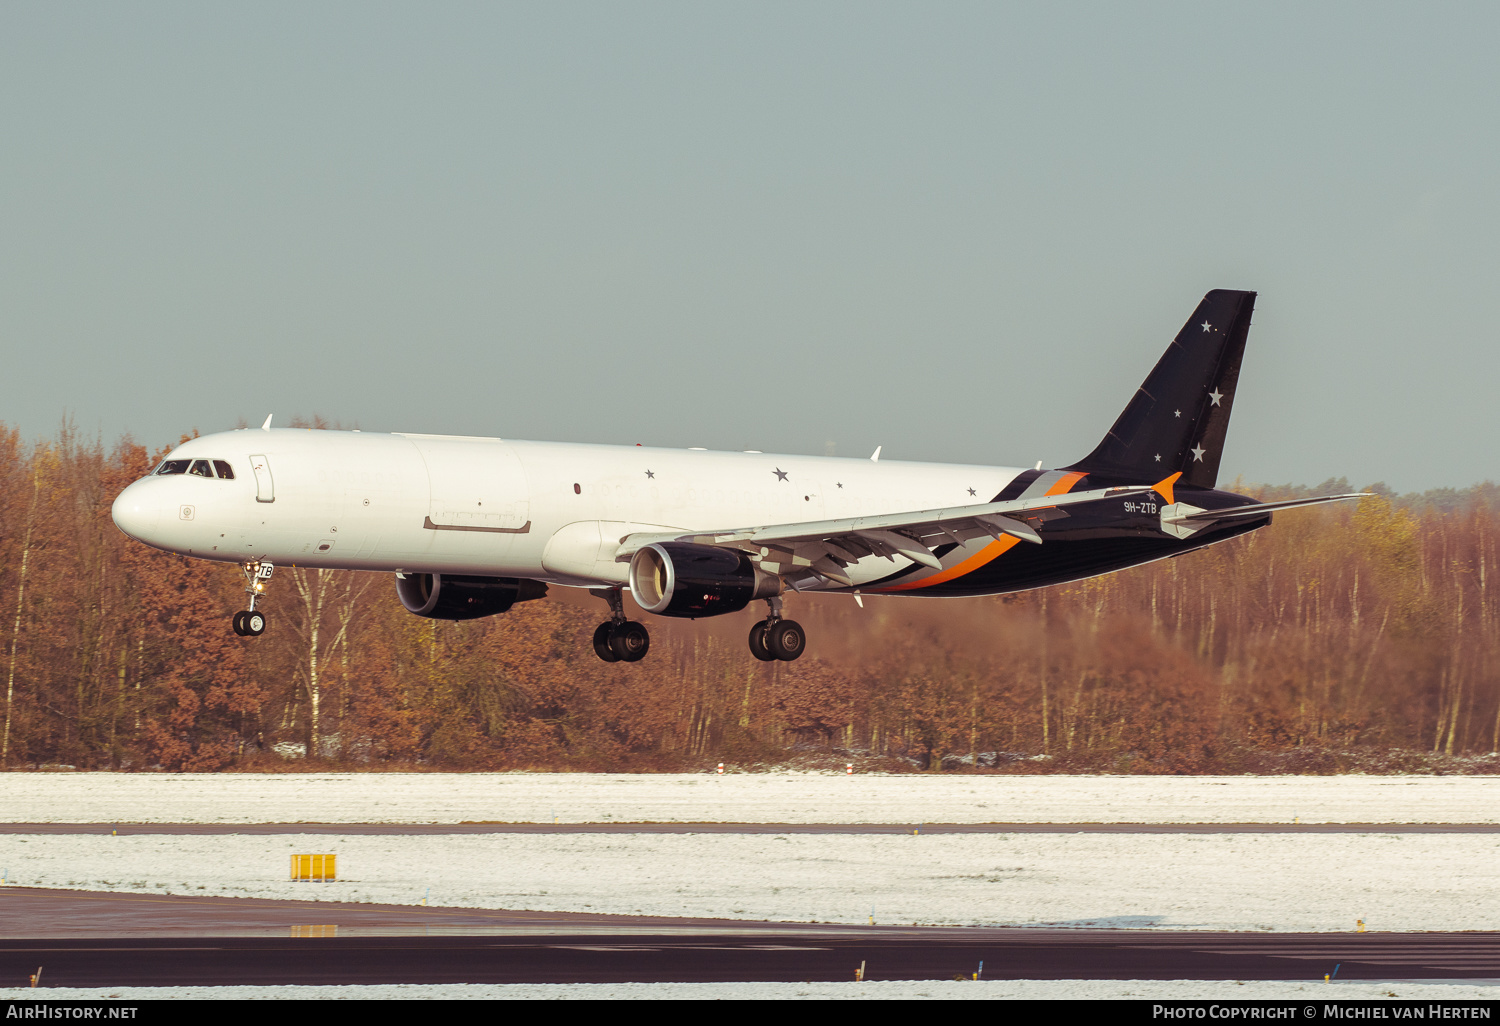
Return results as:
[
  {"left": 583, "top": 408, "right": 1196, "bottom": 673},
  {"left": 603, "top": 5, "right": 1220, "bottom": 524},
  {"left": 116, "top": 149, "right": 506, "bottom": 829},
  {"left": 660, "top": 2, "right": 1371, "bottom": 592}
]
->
[
  {"left": 6, "top": 822, "right": 1500, "bottom": 835},
  {"left": 4, "top": 887, "right": 1500, "bottom": 986},
  {"left": 0, "top": 886, "right": 813, "bottom": 938}
]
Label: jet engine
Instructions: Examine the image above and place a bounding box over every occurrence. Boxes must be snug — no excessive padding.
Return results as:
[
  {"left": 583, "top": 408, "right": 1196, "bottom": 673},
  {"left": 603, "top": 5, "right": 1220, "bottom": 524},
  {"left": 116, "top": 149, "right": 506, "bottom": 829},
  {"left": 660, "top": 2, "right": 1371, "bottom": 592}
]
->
[
  {"left": 628, "top": 542, "right": 780, "bottom": 618},
  {"left": 395, "top": 573, "right": 548, "bottom": 620}
]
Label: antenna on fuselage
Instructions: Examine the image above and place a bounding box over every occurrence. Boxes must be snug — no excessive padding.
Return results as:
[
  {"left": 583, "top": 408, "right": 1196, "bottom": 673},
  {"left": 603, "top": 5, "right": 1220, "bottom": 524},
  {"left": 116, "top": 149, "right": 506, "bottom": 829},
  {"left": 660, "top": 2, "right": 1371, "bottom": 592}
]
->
[
  {"left": 261, "top": 414, "right": 273, "bottom": 431},
  {"left": 869, "top": 446, "right": 881, "bottom": 463}
]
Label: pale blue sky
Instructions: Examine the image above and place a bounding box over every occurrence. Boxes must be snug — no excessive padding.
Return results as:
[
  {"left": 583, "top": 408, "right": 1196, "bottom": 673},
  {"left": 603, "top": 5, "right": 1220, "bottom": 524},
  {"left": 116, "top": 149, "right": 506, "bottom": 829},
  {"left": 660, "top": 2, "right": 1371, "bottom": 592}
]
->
[{"left": 2, "top": 2, "right": 1495, "bottom": 491}]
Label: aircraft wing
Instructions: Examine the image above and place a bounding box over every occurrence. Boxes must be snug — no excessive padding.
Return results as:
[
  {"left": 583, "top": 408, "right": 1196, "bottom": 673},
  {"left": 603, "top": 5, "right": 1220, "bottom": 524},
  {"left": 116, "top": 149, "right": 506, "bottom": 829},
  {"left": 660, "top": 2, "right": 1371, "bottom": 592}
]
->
[{"left": 614, "top": 485, "right": 1151, "bottom": 587}]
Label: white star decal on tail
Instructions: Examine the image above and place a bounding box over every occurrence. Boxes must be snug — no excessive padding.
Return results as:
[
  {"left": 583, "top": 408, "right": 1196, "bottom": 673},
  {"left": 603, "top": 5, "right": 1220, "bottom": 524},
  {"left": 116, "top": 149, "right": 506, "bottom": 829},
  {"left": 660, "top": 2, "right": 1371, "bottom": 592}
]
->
[
  {"left": 1209, "top": 389, "right": 1223, "bottom": 406},
  {"left": 1200, "top": 321, "right": 1212, "bottom": 332},
  {"left": 1191, "top": 445, "right": 1206, "bottom": 462}
]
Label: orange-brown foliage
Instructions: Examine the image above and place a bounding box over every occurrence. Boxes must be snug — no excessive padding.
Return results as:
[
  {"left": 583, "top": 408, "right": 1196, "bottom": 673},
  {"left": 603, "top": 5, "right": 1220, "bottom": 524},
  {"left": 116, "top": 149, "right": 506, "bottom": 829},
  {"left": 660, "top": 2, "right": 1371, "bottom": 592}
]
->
[{"left": 1, "top": 430, "right": 1496, "bottom": 774}]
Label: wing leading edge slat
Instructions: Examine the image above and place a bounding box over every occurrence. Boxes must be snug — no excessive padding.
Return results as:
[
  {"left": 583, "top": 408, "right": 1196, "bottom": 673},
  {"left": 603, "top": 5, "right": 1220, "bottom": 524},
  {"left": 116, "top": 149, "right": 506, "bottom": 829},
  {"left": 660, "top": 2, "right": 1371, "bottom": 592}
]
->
[{"left": 614, "top": 485, "right": 1146, "bottom": 562}]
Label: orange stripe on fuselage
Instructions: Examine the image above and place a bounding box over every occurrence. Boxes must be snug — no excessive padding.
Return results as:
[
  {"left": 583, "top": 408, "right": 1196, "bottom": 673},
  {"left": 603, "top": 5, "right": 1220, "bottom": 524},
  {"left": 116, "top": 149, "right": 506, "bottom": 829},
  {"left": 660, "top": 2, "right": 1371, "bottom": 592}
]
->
[
  {"left": 870, "top": 471, "right": 1085, "bottom": 593},
  {"left": 874, "top": 535, "right": 1021, "bottom": 592}
]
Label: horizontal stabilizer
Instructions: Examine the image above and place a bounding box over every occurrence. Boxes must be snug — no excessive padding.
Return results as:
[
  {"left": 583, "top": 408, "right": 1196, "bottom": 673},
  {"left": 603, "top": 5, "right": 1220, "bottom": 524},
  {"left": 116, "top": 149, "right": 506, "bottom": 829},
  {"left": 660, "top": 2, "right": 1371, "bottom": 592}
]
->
[{"left": 1162, "top": 493, "right": 1369, "bottom": 524}]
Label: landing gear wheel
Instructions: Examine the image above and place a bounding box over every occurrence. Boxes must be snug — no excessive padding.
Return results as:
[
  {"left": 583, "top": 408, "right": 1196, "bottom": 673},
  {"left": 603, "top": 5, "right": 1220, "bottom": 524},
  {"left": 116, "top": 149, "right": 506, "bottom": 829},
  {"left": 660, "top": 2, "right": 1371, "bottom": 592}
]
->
[
  {"left": 593, "top": 622, "right": 622, "bottom": 662},
  {"left": 608, "top": 620, "right": 651, "bottom": 662},
  {"left": 236, "top": 562, "right": 273, "bottom": 639},
  {"left": 767, "top": 619, "right": 805, "bottom": 661},
  {"left": 748, "top": 621, "right": 776, "bottom": 662}
]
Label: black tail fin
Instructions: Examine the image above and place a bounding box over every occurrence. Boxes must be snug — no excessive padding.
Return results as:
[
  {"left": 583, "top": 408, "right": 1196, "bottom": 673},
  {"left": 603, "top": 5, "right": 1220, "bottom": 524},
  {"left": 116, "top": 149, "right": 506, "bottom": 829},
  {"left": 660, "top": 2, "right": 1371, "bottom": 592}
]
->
[{"left": 1065, "top": 289, "right": 1256, "bottom": 489}]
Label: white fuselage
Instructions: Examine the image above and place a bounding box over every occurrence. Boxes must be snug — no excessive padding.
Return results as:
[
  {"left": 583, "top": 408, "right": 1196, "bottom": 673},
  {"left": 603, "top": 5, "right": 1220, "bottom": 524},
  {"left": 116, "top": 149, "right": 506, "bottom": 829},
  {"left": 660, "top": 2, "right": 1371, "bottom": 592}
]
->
[{"left": 112, "top": 428, "right": 1028, "bottom": 591}]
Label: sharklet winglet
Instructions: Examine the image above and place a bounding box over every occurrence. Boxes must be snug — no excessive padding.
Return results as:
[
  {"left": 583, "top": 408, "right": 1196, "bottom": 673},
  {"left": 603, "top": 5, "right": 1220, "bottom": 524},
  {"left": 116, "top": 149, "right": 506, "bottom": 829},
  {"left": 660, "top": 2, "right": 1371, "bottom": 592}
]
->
[{"left": 1152, "top": 471, "right": 1182, "bottom": 506}]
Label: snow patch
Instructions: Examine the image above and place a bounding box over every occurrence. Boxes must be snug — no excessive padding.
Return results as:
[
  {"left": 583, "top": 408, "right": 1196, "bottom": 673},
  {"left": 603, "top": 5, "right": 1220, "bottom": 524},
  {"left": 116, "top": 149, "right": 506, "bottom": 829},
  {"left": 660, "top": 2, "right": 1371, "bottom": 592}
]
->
[
  {"left": 6, "top": 830, "right": 1500, "bottom": 932},
  {"left": 3, "top": 772, "right": 1499, "bottom": 825}
]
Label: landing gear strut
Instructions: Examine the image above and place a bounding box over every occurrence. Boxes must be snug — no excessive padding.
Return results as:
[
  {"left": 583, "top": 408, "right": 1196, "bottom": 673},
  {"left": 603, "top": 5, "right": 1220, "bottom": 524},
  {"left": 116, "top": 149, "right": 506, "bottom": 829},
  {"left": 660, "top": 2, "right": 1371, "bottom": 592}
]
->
[
  {"left": 749, "top": 595, "right": 805, "bottom": 662},
  {"left": 233, "top": 562, "right": 274, "bottom": 637},
  {"left": 590, "top": 587, "right": 650, "bottom": 663}
]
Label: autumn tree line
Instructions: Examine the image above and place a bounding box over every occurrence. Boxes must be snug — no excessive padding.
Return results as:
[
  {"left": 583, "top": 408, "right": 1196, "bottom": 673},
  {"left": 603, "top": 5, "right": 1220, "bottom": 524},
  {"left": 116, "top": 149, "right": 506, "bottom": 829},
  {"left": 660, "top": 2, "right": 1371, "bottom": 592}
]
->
[{"left": 3, "top": 423, "right": 1499, "bottom": 773}]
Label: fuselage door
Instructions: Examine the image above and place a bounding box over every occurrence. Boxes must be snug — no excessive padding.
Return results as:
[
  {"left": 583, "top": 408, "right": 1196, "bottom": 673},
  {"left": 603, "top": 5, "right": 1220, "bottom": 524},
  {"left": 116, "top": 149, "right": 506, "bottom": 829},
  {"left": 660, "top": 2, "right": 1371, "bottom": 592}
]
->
[
  {"left": 415, "top": 438, "right": 530, "bottom": 532},
  {"left": 249, "top": 455, "right": 275, "bottom": 503}
]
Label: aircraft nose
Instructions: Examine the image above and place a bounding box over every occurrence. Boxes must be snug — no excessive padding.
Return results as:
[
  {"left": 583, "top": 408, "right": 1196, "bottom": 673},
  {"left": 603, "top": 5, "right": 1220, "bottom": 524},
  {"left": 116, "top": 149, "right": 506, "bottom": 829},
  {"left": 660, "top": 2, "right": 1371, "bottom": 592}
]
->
[{"left": 111, "top": 480, "right": 163, "bottom": 542}]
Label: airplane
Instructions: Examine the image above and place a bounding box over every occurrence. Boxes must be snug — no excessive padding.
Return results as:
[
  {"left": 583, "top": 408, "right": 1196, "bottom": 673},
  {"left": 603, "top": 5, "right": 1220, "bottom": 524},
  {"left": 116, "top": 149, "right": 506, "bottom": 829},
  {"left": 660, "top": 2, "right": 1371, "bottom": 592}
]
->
[{"left": 111, "top": 289, "right": 1363, "bottom": 663}]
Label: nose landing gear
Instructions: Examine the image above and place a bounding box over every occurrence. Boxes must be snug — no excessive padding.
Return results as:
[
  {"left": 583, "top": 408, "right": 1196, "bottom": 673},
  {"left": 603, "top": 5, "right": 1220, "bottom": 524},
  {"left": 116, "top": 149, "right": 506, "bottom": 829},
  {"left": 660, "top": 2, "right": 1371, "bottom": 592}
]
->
[
  {"left": 749, "top": 596, "right": 805, "bottom": 662},
  {"left": 590, "top": 587, "right": 650, "bottom": 663},
  {"left": 232, "top": 562, "right": 274, "bottom": 637}
]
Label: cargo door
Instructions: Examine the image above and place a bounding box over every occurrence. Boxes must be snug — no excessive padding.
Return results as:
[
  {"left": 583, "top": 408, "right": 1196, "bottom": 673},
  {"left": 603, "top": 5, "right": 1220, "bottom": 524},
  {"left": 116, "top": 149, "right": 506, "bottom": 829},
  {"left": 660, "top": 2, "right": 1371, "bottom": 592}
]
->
[{"left": 413, "top": 437, "right": 531, "bottom": 533}]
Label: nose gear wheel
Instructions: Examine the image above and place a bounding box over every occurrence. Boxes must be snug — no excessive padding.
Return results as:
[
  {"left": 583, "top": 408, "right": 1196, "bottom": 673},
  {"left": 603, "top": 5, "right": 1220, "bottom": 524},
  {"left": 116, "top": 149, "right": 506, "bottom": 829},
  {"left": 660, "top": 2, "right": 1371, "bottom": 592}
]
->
[{"left": 233, "top": 561, "right": 274, "bottom": 637}]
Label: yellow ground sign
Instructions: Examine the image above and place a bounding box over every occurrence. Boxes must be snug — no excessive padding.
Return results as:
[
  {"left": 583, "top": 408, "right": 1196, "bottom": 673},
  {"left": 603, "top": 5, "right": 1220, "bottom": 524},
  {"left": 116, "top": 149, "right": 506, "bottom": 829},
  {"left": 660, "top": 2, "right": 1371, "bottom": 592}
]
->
[{"left": 290, "top": 853, "right": 336, "bottom": 882}]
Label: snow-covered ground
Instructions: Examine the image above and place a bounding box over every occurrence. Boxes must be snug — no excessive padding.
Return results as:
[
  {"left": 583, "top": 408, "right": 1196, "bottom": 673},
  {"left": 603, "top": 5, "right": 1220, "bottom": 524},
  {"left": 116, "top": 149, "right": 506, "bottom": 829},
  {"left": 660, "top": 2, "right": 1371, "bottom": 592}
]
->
[
  {"left": 8, "top": 980, "right": 1500, "bottom": 1000},
  {"left": 6, "top": 773, "right": 1500, "bottom": 1000},
  {"left": 3, "top": 772, "right": 1499, "bottom": 825},
  {"left": 7, "top": 830, "right": 1500, "bottom": 931}
]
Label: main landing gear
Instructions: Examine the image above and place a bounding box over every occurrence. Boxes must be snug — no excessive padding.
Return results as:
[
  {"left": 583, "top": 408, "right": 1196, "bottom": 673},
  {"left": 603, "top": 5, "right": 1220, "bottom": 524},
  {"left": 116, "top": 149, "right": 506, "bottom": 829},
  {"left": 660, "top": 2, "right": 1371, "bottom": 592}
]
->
[
  {"left": 748, "top": 595, "right": 805, "bottom": 662},
  {"left": 591, "top": 588, "right": 650, "bottom": 663},
  {"left": 233, "top": 561, "right": 274, "bottom": 637},
  {"left": 585, "top": 589, "right": 803, "bottom": 664}
]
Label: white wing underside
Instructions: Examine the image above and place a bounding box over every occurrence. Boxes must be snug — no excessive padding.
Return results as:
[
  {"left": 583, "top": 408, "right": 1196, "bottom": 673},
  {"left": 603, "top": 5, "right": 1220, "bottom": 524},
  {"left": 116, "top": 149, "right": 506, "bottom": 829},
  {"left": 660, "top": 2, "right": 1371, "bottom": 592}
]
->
[{"left": 614, "top": 485, "right": 1151, "bottom": 588}]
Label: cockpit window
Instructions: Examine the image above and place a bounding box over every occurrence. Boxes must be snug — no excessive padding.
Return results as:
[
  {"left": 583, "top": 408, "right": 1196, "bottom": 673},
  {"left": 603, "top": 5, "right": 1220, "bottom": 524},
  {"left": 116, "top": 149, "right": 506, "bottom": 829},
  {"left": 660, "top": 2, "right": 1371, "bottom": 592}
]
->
[{"left": 155, "top": 457, "right": 236, "bottom": 479}]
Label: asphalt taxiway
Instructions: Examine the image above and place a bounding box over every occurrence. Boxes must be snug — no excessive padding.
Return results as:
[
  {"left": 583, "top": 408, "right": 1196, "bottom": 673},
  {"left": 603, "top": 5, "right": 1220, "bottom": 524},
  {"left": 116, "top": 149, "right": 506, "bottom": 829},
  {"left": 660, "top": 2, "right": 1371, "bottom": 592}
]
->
[{"left": 4, "top": 887, "right": 1500, "bottom": 987}]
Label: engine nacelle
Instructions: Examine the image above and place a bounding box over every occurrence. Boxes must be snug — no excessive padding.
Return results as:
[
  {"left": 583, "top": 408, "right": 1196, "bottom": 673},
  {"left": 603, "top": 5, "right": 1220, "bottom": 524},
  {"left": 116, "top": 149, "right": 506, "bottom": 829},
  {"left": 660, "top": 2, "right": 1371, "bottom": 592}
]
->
[
  {"left": 628, "top": 542, "right": 780, "bottom": 619},
  {"left": 395, "top": 573, "right": 548, "bottom": 621}
]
